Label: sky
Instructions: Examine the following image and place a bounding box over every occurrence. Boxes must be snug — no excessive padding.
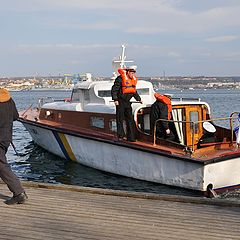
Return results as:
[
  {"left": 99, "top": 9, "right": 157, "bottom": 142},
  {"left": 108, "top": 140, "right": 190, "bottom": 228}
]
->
[{"left": 1, "top": 0, "right": 240, "bottom": 77}]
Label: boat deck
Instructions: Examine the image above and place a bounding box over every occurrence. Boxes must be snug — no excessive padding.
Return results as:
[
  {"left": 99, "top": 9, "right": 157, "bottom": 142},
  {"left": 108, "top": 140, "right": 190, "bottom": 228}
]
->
[{"left": 1, "top": 181, "right": 240, "bottom": 240}]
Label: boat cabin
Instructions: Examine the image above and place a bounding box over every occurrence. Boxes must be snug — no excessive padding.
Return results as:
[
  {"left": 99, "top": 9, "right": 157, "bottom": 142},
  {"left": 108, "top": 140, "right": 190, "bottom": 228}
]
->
[
  {"left": 136, "top": 100, "right": 211, "bottom": 148},
  {"left": 39, "top": 77, "right": 234, "bottom": 154},
  {"left": 70, "top": 79, "right": 155, "bottom": 110}
]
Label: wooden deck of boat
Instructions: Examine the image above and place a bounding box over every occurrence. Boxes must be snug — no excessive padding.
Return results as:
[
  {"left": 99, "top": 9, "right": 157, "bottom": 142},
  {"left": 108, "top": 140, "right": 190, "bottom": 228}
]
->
[{"left": 0, "top": 181, "right": 240, "bottom": 240}]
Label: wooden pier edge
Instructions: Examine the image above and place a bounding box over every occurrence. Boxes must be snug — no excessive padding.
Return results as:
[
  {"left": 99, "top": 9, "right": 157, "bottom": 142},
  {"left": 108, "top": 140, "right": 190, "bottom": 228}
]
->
[{"left": 8, "top": 180, "right": 239, "bottom": 207}]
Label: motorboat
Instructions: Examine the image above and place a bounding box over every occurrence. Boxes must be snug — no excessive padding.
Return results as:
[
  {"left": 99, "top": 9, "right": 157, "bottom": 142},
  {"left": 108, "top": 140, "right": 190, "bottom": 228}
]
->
[{"left": 19, "top": 45, "right": 240, "bottom": 196}]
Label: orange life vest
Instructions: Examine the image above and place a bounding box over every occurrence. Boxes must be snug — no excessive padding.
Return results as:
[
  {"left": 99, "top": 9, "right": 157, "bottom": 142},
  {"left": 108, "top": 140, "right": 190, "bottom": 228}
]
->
[
  {"left": 154, "top": 93, "right": 172, "bottom": 120},
  {"left": 118, "top": 68, "right": 137, "bottom": 94}
]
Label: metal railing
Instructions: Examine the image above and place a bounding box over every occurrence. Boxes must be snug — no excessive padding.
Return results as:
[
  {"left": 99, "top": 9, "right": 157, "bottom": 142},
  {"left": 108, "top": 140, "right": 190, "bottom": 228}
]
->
[
  {"left": 230, "top": 112, "right": 240, "bottom": 145},
  {"left": 172, "top": 97, "right": 201, "bottom": 102},
  {"left": 153, "top": 113, "right": 240, "bottom": 152}
]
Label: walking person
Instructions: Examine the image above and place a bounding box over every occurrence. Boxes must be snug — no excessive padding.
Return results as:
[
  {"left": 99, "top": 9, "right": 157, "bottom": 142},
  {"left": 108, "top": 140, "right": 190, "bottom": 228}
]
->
[
  {"left": 0, "top": 88, "right": 27, "bottom": 205},
  {"left": 111, "top": 66, "right": 142, "bottom": 142}
]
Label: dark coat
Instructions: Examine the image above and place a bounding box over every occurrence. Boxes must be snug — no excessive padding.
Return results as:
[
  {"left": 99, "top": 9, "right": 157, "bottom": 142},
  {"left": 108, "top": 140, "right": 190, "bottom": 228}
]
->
[
  {"left": 150, "top": 100, "right": 177, "bottom": 141},
  {"left": 150, "top": 100, "right": 169, "bottom": 134},
  {"left": 0, "top": 98, "right": 19, "bottom": 148},
  {"left": 111, "top": 75, "right": 141, "bottom": 104},
  {"left": 111, "top": 75, "right": 141, "bottom": 141}
]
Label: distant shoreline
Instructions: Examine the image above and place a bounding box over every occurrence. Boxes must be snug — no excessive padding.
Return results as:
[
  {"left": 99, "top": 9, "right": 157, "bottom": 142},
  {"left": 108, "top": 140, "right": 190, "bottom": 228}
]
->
[
  {"left": 9, "top": 87, "right": 240, "bottom": 93},
  {"left": 9, "top": 88, "right": 72, "bottom": 92}
]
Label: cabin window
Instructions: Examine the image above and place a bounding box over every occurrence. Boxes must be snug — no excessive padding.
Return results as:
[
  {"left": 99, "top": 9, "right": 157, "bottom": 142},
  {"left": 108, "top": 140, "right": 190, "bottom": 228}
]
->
[
  {"left": 84, "top": 90, "right": 90, "bottom": 101},
  {"left": 90, "top": 117, "right": 104, "bottom": 129},
  {"left": 137, "top": 88, "right": 149, "bottom": 95},
  {"left": 45, "top": 110, "right": 51, "bottom": 118},
  {"left": 97, "top": 88, "right": 149, "bottom": 97},
  {"left": 98, "top": 90, "right": 111, "bottom": 97},
  {"left": 190, "top": 111, "right": 199, "bottom": 134},
  {"left": 109, "top": 119, "right": 117, "bottom": 132},
  {"left": 71, "top": 89, "right": 80, "bottom": 101}
]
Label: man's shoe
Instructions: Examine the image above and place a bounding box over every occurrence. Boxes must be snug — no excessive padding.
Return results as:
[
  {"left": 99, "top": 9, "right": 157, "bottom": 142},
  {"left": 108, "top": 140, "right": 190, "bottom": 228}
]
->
[
  {"left": 117, "top": 136, "right": 127, "bottom": 141},
  {"left": 5, "top": 192, "right": 28, "bottom": 205}
]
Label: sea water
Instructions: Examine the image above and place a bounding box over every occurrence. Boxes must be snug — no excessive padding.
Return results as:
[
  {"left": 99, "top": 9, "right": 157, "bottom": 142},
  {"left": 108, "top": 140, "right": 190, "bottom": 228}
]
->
[{"left": 7, "top": 89, "right": 240, "bottom": 199}]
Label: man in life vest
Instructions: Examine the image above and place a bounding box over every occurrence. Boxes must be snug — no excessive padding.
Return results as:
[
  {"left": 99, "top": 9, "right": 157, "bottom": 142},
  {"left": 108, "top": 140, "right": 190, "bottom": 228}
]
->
[
  {"left": 150, "top": 93, "right": 176, "bottom": 141},
  {"left": 111, "top": 65, "right": 142, "bottom": 142},
  {"left": 0, "top": 88, "right": 28, "bottom": 204}
]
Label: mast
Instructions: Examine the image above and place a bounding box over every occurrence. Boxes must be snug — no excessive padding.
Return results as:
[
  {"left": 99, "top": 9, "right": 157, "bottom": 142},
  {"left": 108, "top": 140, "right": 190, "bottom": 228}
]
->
[
  {"left": 111, "top": 45, "right": 134, "bottom": 79},
  {"left": 120, "top": 44, "right": 126, "bottom": 69}
]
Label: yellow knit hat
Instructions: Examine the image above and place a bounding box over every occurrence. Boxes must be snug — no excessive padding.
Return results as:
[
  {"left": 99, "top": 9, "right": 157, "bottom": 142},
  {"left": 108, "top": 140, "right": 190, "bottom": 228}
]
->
[{"left": 0, "top": 88, "right": 11, "bottom": 102}]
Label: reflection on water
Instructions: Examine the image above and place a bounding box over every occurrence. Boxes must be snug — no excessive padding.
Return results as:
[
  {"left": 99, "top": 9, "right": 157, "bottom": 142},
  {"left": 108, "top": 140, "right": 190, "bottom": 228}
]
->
[{"left": 6, "top": 89, "right": 240, "bottom": 200}]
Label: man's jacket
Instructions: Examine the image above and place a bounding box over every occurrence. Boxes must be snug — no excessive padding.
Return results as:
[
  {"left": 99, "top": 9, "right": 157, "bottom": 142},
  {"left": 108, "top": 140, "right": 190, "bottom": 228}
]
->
[{"left": 0, "top": 90, "right": 19, "bottom": 145}]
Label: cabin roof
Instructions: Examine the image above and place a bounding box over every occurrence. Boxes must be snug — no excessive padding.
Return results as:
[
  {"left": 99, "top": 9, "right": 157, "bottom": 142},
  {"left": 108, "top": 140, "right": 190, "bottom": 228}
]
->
[
  {"left": 73, "top": 79, "right": 154, "bottom": 90},
  {"left": 74, "top": 80, "right": 111, "bottom": 90},
  {"left": 41, "top": 79, "right": 211, "bottom": 114}
]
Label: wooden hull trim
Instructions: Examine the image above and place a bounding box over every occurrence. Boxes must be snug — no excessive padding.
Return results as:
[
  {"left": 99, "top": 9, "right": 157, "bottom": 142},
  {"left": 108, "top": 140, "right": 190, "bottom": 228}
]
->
[
  {"left": 204, "top": 152, "right": 240, "bottom": 165},
  {"left": 214, "top": 183, "right": 240, "bottom": 194}
]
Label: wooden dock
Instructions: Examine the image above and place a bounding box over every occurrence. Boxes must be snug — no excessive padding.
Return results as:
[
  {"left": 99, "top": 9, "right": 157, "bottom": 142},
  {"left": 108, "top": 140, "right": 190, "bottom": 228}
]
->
[{"left": 0, "top": 181, "right": 240, "bottom": 240}]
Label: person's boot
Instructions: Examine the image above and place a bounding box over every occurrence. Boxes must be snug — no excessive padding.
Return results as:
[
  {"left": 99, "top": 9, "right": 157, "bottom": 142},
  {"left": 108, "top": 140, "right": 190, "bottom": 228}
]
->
[{"left": 5, "top": 192, "right": 28, "bottom": 205}]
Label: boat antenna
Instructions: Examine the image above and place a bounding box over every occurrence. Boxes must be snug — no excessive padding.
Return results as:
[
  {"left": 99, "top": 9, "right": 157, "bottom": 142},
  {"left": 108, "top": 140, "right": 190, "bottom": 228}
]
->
[
  {"left": 120, "top": 44, "right": 126, "bottom": 69},
  {"left": 111, "top": 45, "right": 134, "bottom": 79}
]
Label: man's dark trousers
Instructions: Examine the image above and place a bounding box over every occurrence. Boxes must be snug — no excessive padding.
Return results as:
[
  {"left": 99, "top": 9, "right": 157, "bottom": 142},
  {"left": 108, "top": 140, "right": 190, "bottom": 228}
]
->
[
  {"left": 116, "top": 101, "right": 135, "bottom": 141},
  {"left": 0, "top": 144, "right": 24, "bottom": 196}
]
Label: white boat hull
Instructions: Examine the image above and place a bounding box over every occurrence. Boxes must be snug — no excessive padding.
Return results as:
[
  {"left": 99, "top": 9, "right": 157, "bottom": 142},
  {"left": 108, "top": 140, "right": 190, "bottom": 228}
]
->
[{"left": 23, "top": 122, "right": 240, "bottom": 192}]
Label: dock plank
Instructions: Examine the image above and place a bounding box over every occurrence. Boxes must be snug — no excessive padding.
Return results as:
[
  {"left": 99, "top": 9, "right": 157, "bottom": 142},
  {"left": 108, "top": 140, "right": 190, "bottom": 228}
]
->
[{"left": 0, "top": 182, "right": 239, "bottom": 240}]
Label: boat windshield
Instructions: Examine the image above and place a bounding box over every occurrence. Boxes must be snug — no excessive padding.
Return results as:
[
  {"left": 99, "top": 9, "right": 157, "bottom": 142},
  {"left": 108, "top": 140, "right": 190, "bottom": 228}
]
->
[
  {"left": 98, "top": 88, "right": 149, "bottom": 98},
  {"left": 98, "top": 90, "right": 111, "bottom": 97},
  {"left": 137, "top": 88, "right": 149, "bottom": 95}
]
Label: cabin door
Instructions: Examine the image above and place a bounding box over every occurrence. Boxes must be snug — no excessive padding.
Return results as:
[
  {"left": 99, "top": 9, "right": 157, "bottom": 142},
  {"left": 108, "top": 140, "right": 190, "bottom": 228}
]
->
[{"left": 185, "top": 106, "right": 203, "bottom": 147}]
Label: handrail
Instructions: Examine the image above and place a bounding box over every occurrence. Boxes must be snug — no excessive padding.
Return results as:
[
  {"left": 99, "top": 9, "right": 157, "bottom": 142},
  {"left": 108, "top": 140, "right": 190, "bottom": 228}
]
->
[
  {"left": 229, "top": 112, "right": 240, "bottom": 146},
  {"left": 153, "top": 115, "right": 239, "bottom": 152},
  {"left": 172, "top": 97, "right": 201, "bottom": 102}
]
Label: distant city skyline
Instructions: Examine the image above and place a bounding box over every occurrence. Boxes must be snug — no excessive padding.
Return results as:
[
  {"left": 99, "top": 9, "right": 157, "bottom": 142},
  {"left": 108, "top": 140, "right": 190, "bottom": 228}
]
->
[{"left": 1, "top": 0, "right": 240, "bottom": 77}]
